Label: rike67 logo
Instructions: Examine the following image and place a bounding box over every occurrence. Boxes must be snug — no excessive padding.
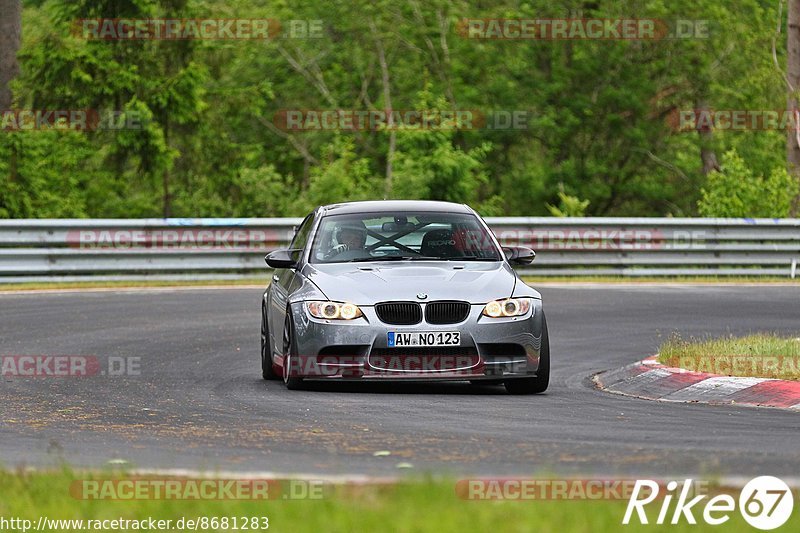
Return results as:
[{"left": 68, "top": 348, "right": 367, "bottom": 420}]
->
[{"left": 623, "top": 476, "right": 794, "bottom": 529}]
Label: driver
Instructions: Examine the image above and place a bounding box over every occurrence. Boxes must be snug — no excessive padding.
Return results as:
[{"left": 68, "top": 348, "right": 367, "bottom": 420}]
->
[{"left": 327, "top": 220, "right": 368, "bottom": 258}]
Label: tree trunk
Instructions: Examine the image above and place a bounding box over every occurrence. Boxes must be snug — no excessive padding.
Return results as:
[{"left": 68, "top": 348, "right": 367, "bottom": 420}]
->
[
  {"left": 0, "top": 0, "right": 22, "bottom": 111},
  {"left": 696, "top": 100, "right": 719, "bottom": 175},
  {"left": 371, "top": 19, "right": 395, "bottom": 197},
  {"left": 162, "top": 118, "right": 171, "bottom": 218},
  {"left": 787, "top": 0, "right": 800, "bottom": 214}
]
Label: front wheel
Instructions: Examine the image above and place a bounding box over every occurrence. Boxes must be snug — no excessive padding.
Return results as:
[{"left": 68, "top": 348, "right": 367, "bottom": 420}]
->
[
  {"left": 504, "top": 312, "right": 550, "bottom": 395},
  {"left": 282, "top": 313, "right": 304, "bottom": 390},
  {"left": 261, "top": 304, "right": 279, "bottom": 381}
]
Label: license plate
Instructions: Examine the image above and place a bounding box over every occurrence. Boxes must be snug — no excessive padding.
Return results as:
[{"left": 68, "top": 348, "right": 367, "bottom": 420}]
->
[{"left": 387, "top": 331, "right": 460, "bottom": 347}]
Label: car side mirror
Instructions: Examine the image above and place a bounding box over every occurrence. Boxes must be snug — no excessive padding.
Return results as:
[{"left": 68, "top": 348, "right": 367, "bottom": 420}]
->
[
  {"left": 503, "top": 246, "right": 535, "bottom": 266},
  {"left": 265, "top": 249, "right": 300, "bottom": 269}
]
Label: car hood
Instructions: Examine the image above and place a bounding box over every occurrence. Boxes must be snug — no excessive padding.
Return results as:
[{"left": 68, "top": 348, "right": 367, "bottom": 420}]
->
[{"left": 303, "top": 261, "right": 518, "bottom": 305}]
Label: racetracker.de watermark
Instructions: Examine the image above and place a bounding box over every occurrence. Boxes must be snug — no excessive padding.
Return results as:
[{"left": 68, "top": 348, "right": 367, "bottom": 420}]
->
[
  {"left": 493, "top": 228, "right": 729, "bottom": 251},
  {"left": 456, "top": 18, "right": 710, "bottom": 40},
  {"left": 494, "top": 228, "right": 667, "bottom": 250},
  {"left": 0, "top": 356, "right": 140, "bottom": 378},
  {"left": 671, "top": 109, "right": 800, "bottom": 132},
  {"left": 73, "top": 19, "right": 323, "bottom": 40},
  {"left": 272, "top": 109, "right": 532, "bottom": 131},
  {"left": 456, "top": 478, "right": 710, "bottom": 500},
  {"left": 1, "top": 109, "right": 145, "bottom": 131},
  {"left": 70, "top": 478, "right": 326, "bottom": 500},
  {"left": 670, "top": 355, "right": 800, "bottom": 379},
  {"left": 67, "top": 228, "right": 292, "bottom": 250},
  {"left": 284, "top": 354, "right": 513, "bottom": 377}
]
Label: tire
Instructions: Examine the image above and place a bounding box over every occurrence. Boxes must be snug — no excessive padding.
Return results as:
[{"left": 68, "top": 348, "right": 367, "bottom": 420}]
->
[
  {"left": 261, "top": 304, "right": 280, "bottom": 380},
  {"left": 282, "top": 313, "right": 304, "bottom": 390},
  {"left": 504, "top": 312, "right": 550, "bottom": 395}
]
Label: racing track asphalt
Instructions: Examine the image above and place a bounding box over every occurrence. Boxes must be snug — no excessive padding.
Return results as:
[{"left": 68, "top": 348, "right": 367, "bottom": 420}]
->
[{"left": 1, "top": 285, "right": 799, "bottom": 478}]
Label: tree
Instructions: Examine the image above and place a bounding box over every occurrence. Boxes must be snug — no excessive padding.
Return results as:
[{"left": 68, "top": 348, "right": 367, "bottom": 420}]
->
[
  {"left": 3, "top": 0, "right": 795, "bottom": 219},
  {"left": 698, "top": 149, "right": 799, "bottom": 217},
  {"left": 0, "top": 0, "right": 21, "bottom": 111},
  {"left": 788, "top": 0, "right": 800, "bottom": 213},
  {"left": 18, "top": 0, "right": 207, "bottom": 217}
]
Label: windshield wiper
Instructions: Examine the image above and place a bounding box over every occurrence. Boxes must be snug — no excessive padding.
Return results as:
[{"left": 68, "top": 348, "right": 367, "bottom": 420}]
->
[
  {"left": 345, "top": 255, "right": 499, "bottom": 263},
  {"left": 443, "top": 256, "right": 499, "bottom": 261},
  {"left": 345, "top": 255, "right": 416, "bottom": 262}
]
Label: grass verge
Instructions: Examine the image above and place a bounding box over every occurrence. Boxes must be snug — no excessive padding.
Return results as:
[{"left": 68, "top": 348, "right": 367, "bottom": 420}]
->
[
  {"left": 522, "top": 275, "right": 799, "bottom": 284},
  {"left": 0, "top": 275, "right": 796, "bottom": 292},
  {"left": 658, "top": 333, "right": 800, "bottom": 380},
  {"left": 0, "top": 469, "right": 783, "bottom": 533},
  {"left": 0, "top": 278, "right": 268, "bottom": 292}
]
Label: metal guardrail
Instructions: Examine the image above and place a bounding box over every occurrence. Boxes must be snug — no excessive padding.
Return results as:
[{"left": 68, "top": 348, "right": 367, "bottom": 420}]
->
[{"left": 0, "top": 217, "right": 798, "bottom": 282}]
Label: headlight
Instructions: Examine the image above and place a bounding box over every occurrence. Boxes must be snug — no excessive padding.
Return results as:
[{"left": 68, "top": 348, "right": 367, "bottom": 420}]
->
[
  {"left": 482, "top": 298, "right": 532, "bottom": 318},
  {"left": 306, "top": 301, "right": 363, "bottom": 320}
]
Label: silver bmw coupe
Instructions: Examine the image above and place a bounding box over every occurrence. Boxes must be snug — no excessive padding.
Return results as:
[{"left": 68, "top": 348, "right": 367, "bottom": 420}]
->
[{"left": 261, "top": 200, "right": 549, "bottom": 394}]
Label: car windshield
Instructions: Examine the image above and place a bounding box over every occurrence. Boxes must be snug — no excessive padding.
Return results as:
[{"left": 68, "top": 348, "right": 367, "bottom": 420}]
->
[{"left": 310, "top": 212, "right": 502, "bottom": 264}]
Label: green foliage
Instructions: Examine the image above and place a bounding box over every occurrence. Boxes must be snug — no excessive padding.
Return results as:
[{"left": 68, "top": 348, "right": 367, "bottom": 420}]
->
[
  {"left": 392, "top": 87, "right": 491, "bottom": 204},
  {"left": 546, "top": 184, "right": 590, "bottom": 217},
  {"left": 296, "top": 136, "right": 382, "bottom": 212},
  {"left": 2, "top": 0, "right": 799, "bottom": 218},
  {"left": 698, "top": 150, "right": 799, "bottom": 217},
  {"left": 0, "top": 129, "right": 101, "bottom": 218},
  {"left": 10, "top": 0, "right": 207, "bottom": 217}
]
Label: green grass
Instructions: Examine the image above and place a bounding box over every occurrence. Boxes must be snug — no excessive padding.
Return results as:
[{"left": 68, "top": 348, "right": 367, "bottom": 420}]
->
[
  {"left": 0, "top": 469, "right": 791, "bottom": 532},
  {"left": 0, "top": 275, "right": 795, "bottom": 292},
  {"left": 522, "top": 275, "right": 799, "bottom": 284},
  {"left": 0, "top": 278, "right": 268, "bottom": 291},
  {"left": 659, "top": 333, "right": 800, "bottom": 380}
]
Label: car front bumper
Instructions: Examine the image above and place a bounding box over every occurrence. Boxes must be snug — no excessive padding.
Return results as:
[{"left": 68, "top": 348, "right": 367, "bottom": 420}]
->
[{"left": 287, "top": 299, "right": 545, "bottom": 381}]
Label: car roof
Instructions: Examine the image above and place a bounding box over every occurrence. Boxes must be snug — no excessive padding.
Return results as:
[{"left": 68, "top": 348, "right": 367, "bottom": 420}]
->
[{"left": 319, "top": 200, "right": 472, "bottom": 216}]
